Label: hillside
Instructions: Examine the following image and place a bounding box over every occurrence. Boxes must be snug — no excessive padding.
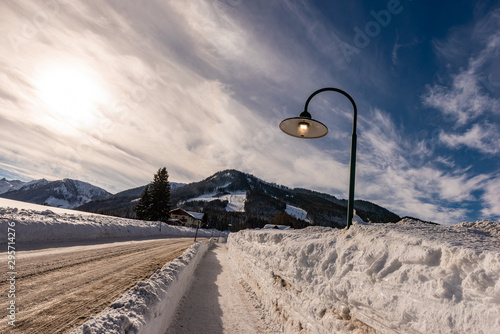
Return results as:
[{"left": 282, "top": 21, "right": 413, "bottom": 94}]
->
[
  {"left": 76, "top": 182, "right": 186, "bottom": 218},
  {"left": 78, "top": 169, "right": 400, "bottom": 229}
]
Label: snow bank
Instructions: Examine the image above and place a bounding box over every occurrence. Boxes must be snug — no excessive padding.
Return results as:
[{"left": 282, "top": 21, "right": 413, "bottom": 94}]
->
[
  {"left": 0, "top": 198, "right": 98, "bottom": 215},
  {"left": 228, "top": 219, "right": 500, "bottom": 334},
  {"left": 0, "top": 198, "right": 217, "bottom": 247},
  {"left": 71, "top": 239, "right": 214, "bottom": 334}
]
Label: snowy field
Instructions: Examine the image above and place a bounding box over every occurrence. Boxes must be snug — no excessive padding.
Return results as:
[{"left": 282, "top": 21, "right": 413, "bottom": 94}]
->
[{"left": 228, "top": 219, "right": 500, "bottom": 334}]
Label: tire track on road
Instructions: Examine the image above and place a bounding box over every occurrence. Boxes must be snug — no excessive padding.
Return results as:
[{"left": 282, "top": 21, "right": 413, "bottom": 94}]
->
[{"left": 0, "top": 238, "right": 195, "bottom": 333}]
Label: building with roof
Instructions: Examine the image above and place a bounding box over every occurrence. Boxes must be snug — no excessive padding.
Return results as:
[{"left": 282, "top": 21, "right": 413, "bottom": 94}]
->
[{"left": 169, "top": 208, "right": 204, "bottom": 228}]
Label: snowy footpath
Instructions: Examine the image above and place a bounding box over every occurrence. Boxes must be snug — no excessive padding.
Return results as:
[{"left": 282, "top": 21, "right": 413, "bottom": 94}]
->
[{"left": 166, "top": 243, "right": 281, "bottom": 333}]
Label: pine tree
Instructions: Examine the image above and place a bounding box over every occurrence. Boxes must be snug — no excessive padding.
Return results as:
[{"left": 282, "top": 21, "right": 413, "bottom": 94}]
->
[
  {"left": 148, "top": 167, "right": 171, "bottom": 221},
  {"left": 135, "top": 185, "right": 152, "bottom": 220},
  {"left": 202, "top": 212, "right": 208, "bottom": 228},
  {"left": 135, "top": 167, "right": 171, "bottom": 222}
]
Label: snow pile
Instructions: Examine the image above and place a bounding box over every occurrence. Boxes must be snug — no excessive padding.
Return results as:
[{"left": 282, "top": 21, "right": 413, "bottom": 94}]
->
[
  {"left": 455, "top": 219, "right": 500, "bottom": 238},
  {"left": 186, "top": 191, "right": 246, "bottom": 212},
  {"left": 228, "top": 220, "right": 500, "bottom": 334},
  {"left": 0, "top": 198, "right": 216, "bottom": 247},
  {"left": 71, "top": 239, "right": 214, "bottom": 334}
]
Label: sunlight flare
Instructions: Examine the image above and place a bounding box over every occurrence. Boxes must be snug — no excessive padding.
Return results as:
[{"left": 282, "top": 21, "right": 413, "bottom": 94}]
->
[{"left": 35, "top": 63, "right": 108, "bottom": 128}]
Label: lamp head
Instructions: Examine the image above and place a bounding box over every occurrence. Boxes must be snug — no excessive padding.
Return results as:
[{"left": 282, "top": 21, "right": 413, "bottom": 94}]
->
[{"left": 279, "top": 110, "right": 328, "bottom": 139}]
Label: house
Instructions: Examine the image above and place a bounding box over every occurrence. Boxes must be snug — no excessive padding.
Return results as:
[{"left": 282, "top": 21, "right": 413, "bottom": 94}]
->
[
  {"left": 169, "top": 208, "right": 204, "bottom": 228},
  {"left": 167, "top": 218, "right": 183, "bottom": 226}
]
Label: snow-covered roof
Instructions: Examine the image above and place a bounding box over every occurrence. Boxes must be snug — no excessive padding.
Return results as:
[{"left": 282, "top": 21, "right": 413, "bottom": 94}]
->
[
  {"left": 263, "top": 224, "right": 292, "bottom": 230},
  {"left": 186, "top": 211, "right": 204, "bottom": 220},
  {"left": 170, "top": 208, "right": 204, "bottom": 220}
]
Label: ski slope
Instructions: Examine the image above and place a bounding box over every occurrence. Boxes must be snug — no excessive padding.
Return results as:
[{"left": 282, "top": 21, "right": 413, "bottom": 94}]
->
[{"left": 186, "top": 191, "right": 247, "bottom": 212}]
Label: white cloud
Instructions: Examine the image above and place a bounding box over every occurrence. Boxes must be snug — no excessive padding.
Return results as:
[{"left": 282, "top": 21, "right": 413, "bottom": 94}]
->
[
  {"left": 423, "top": 68, "right": 497, "bottom": 125},
  {"left": 0, "top": 0, "right": 498, "bottom": 224},
  {"left": 481, "top": 175, "right": 500, "bottom": 218},
  {"left": 421, "top": 9, "right": 500, "bottom": 177},
  {"left": 439, "top": 123, "right": 500, "bottom": 154},
  {"left": 355, "top": 108, "right": 495, "bottom": 224}
]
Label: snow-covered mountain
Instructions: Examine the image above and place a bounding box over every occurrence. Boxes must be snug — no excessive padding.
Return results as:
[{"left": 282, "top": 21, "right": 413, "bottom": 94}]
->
[
  {"left": 3, "top": 170, "right": 400, "bottom": 227},
  {"left": 76, "top": 169, "right": 399, "bottom": 227},
  {"left": 76, "top": 182, "right": 186, "bottom": 217},
  {"left": 173, "top": 169, "right": 400, "bottom": 227},
  {"left": 0, "top": 178, "right": 26, "bottom": 194},
  {"left": 0, "top": 178, "right": 111, "bottom": 209}
]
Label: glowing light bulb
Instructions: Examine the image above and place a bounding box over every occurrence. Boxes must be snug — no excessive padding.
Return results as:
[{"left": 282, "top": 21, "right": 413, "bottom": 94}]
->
[{"left": 298, "top": 122, "right": 310, "bottom": 137}]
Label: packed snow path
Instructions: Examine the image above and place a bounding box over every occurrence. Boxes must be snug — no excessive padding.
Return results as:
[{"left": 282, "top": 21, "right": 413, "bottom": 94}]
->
[
  {"left": 166, "top": 243, "right": 281, "bottom": 333},
  {"left": 0, "top": 238, "right": 194, "bottom": 333}
]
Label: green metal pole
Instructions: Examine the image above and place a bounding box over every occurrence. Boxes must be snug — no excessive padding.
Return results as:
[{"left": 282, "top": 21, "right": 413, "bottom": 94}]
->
[
  {"left": 346, "top": 132, "right": 357, "bottom": 229},
  {"left": 303, "top": 88, "right": 357, "bottom": 229}
]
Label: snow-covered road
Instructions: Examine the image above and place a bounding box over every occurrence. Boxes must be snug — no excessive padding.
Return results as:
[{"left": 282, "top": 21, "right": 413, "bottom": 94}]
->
[
  {"left": 0, "top": 238, "right": 194, "bottom": 333},
  {"left": 166, "top": 243, "right": 282, "bottom": 334}
]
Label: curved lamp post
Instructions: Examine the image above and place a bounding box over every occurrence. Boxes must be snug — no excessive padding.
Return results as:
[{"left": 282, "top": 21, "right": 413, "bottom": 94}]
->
[{"left": 279, "top": 87, "right": 357, "bottom": 229}]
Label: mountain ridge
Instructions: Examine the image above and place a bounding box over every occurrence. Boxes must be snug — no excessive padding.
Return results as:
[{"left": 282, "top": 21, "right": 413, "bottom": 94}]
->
[
  {"left": 0, "top": 178, "right": 111, "bottom": 209},
  {"left": 1, "top": 169, "right": 401, "bottom": 228},
  {"left": 174, "top": 169, "right": 400, "bottom": 228}
]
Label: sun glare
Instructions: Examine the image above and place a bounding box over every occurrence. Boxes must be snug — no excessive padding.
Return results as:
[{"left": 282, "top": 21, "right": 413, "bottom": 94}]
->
[{"left": 36, "top": 64, "right": 107, "bottom": 129}]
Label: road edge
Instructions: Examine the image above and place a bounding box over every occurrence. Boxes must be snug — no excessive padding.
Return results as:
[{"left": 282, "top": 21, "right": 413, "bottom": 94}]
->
[{"left": 70, "top": 238, "right": 215, "bottom": 334}]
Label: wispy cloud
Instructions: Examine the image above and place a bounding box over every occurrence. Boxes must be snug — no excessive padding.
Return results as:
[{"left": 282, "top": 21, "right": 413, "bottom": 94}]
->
[
  {"left": 354, "top": 107, "right": 496, "bottom": 224},
  {"left": 0, "top": 0, "right": 358, "bottom": 192},
  {"left": 391, "top": 31, "right": 419, "bottom": 66},
  {"left": 423, "top": 68, "right": 499, "bottom": 125},
  {"left": 423, "top": 8, "right": 500, "bottom": 127},
  {"left": 481, "top": 175, "right": 500, "bottom": 217},
  {"left": 0, "top": 0, "right": 498, "bottom": 223},
  {"left": 439, "top": 123, "right": 500, "bottom": 154}
]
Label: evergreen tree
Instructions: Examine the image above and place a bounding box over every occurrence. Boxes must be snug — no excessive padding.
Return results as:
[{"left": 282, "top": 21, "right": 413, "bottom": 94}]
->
[
  {"left": 201, "top": 212, "right": 208, "bottom": 228},
  {"left": 148, "top": 167, "right": 171, "bottom": 221},
  {"left": 135, "top": 184, "right": 152, "bottom": 220},
  {"left": 135, "top": 168, "right": 171, "bottom": 221}
]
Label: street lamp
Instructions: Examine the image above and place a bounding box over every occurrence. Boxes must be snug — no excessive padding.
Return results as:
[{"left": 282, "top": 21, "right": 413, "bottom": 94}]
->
[{"left": 279, "top": 87, "right": 357, "bottom": 229}]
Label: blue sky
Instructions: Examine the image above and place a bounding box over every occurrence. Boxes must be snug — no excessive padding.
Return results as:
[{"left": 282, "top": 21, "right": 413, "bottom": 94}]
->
[{"left": 1, "top": 0, "right": 499, "bottom": 224}]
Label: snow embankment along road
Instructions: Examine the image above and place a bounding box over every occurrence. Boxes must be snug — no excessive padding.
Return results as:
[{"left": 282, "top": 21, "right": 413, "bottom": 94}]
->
[
  {"left": 166, "top": 243, "right": 282, "bottom": 334},
  {"left": 0, "top": 198, "right": 224, "bottom": 333},
  {"left": 228, "top": 219, "right": 500, "bottom": 334},
  {"left": 0, "top": 198, "right": 218, "bottom": 248},
  {"left": 72, "top": 239, "right": 214, "bottom": 334},
  {"left": 0, "top": 238, "right": 197, "bottom": 333}
]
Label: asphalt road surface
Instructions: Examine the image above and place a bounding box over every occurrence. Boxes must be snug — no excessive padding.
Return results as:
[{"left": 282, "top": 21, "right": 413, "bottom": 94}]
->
[{"left": 0, "top": 238, "right": 195, "bottom": 333}]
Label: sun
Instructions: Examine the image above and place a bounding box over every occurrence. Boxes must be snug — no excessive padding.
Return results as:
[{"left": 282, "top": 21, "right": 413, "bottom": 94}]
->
[{"left": 36, "top": 63, "right": 108, "bottom": 129}]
